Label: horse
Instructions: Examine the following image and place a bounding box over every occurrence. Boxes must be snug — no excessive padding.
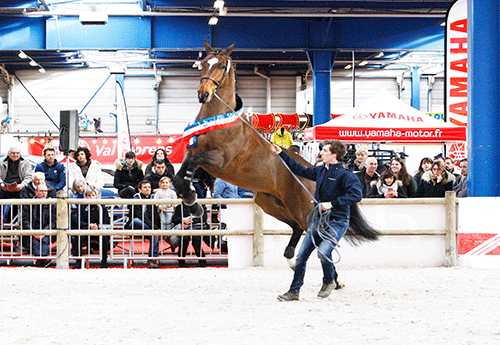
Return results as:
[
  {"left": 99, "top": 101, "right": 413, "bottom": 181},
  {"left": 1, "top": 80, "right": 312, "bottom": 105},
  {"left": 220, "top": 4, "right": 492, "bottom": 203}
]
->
[{"left": 173, "top": 42, "right": 379, "bottom": 268}]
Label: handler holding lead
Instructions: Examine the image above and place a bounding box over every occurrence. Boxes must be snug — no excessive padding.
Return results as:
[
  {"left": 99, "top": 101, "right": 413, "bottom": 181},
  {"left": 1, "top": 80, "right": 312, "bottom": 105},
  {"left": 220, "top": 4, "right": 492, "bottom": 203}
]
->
[{"left": 271, "top": 140, "right": 363, "bottom": 301}]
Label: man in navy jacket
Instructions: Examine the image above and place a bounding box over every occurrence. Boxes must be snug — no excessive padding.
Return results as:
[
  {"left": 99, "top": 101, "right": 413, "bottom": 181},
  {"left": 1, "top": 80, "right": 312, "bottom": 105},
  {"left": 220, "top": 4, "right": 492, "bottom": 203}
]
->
[
  {"left": 271, "top": 140, "right": 362, "bottom": 301},
  {"left": 35, "top": 147, "right": 66, "bottom": 191}
]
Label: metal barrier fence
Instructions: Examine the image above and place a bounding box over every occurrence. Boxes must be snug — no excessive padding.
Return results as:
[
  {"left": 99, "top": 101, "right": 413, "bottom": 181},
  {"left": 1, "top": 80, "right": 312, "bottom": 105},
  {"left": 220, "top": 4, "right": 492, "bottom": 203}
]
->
[{"left": 0, "top": 191, "right": 458, "bottom": 268}]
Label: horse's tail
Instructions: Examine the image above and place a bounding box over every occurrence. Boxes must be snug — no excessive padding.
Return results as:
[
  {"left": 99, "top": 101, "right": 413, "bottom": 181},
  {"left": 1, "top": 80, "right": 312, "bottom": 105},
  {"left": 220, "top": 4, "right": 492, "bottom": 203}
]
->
[{"left": 345, "top": 203, "right": 380, "bottom": 245}]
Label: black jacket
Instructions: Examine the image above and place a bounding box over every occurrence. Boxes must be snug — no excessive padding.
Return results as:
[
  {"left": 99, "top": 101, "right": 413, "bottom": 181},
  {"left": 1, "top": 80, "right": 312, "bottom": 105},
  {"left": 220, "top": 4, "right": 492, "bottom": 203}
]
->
[
  {"left": 22, "top": 198, "right": 57, "bottom": 230},
  {"left": 113, "top": 159, "right": 144, "bottom": 192},
  {"left": 71, "top": 203, "right": 111, "bottom": 229},
  {"left": 125, "top": 192, "right": 161, "bottom": 229}
]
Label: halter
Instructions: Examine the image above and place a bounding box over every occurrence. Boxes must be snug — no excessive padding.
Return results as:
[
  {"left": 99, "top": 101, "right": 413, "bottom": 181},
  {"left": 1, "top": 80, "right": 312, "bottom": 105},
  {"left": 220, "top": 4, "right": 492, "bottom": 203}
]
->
[{"left": 200, "top": 53, "right": 231, "bottom": 95}]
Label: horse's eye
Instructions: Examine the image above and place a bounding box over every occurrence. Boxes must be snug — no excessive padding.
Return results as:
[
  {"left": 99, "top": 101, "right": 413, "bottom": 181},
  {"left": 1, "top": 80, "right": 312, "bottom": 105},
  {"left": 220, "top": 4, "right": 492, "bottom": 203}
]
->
[{"left": 220, "top": 65, "right": 226, "bottom": 70}]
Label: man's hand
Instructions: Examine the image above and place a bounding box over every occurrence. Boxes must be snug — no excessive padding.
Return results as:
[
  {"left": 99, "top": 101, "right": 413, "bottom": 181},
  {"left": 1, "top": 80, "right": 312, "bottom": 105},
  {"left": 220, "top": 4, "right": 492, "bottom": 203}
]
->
[
  {"left": 320, "top": 202, "right": 332, "bottom": 211},
  {"left": 270, "top": 144, "right": 282, "bottom": 154}
]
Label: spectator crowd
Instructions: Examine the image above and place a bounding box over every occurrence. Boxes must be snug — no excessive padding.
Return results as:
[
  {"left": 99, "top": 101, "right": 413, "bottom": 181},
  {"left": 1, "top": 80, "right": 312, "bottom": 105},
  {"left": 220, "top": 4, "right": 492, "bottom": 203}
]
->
[{"left": 1, "top": 142, "right": 467, "bottom": 268}]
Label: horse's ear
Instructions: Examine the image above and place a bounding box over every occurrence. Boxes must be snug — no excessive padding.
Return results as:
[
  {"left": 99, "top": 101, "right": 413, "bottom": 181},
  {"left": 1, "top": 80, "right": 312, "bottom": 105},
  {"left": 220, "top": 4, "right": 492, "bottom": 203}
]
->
[
  {"left": 204, "top": 41, "right": 214, "bottom": 53},
  {"left": 223, "top": 43, "right": 235, "bottom": 56}
]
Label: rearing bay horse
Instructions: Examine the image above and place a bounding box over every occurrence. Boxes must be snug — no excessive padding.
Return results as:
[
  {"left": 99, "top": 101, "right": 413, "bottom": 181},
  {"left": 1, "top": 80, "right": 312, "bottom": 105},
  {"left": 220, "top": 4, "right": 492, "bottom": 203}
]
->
[{"left": 173, "top": 42, "right": 378, "bottom": 268}]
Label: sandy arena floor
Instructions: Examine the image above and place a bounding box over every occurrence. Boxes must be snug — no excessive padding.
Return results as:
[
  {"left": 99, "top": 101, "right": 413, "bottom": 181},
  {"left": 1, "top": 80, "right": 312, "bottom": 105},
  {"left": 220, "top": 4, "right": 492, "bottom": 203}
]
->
[{"left": 1, "top": 266, "right": 499, "bottom": 345}]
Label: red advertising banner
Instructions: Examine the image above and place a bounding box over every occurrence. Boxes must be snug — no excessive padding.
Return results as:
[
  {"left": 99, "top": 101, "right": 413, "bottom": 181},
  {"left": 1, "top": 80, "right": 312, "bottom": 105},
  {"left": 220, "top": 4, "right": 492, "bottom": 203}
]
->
[
  {"left": 446, "top": 0, "right": 468, "bottom": 127},
  {"left": 27, "top": 134, "right": 186, "bottom": 165}
]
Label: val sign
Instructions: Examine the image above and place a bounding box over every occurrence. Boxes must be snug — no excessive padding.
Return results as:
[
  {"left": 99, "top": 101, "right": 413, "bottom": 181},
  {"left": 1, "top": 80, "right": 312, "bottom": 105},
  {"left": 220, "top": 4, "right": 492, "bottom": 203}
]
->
[{"left": 307, "top": 89, "right": 466, "bottom": 143}]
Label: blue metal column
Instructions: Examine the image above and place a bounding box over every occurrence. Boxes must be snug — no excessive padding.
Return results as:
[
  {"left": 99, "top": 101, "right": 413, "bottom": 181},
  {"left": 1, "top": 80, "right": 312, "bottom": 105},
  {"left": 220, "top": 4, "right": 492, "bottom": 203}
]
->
[
  {"left": 468, "top": 0, "right": 500, "bottom": 196},
  {"left": 306, "top": 50, "right": 337, "bottom": 126},
  {"left": 411, "top": 66, "right": 421, "bottom": 110}
]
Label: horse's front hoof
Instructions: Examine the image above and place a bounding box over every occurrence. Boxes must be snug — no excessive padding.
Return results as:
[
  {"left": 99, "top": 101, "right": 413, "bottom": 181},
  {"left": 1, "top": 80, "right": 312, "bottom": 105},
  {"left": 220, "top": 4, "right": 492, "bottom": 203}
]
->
[
  {"left": 286, "top": 257, "right": 295, "bottom": 271},
  {"left": 187, "top": 203, "right": 204, "bottom": 217}
]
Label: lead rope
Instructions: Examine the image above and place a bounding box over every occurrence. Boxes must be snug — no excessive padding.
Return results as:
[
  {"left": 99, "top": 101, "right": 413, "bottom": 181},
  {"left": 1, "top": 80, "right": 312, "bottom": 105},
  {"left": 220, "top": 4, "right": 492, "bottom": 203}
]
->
[{"left": 214, "top": 92, "right": 341, "bottom": 264}]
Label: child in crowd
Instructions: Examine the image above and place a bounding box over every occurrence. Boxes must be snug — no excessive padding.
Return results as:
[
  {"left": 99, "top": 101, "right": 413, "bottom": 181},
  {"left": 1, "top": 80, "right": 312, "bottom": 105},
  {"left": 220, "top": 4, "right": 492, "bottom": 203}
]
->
[
  {"left": 367, "top": 170, "right": 407, "bottom": 198},
  {"left": 154, "top": 176, "right": 177, "bottom": 230}
]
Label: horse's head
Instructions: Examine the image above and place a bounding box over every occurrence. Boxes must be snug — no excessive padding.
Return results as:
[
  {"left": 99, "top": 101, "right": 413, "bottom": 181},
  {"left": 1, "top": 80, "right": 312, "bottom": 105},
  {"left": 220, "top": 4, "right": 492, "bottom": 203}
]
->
[{"left": 198, "top": 42, "right": 235, "bottom": 104}]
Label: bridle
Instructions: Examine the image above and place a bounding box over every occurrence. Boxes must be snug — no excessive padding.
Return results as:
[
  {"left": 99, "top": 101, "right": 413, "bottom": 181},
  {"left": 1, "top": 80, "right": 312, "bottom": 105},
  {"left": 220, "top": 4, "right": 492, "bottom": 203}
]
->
[{"left": 200, "top": 53, "right": 231, "bottom": 95}]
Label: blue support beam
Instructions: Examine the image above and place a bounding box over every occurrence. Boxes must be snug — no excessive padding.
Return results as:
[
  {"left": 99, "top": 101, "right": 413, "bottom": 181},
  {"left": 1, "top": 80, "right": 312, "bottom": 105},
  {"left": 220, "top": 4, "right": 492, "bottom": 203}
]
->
[
  {"left": 468, "top": 0, "right": 500, "bottom": 196},
  {"left": 411, "top": 66, "right": 420, "bottom": 110},
  {"left": 306, "top": 50, "right": 336, "bottom": 126}
]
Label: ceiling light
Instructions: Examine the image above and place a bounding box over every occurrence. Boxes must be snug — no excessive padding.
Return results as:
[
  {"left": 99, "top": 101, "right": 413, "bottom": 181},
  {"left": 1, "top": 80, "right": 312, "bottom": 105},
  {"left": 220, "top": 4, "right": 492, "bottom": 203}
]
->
[
  {"left": 213, "top": 0, "right": 225, "bottom": 10},
  {"left": 209, "top": 15, "right": 219, "bottom": 25},
  {"left": 29, "top": 60, "right": 38, "bottom": 66},
  {"left": 18, "top": 51, "right": 28, "bottom": 59},
  {"left": 192, "top": 60, "right": 202, "bottom": 69},
  {"left": 344, "top": 64, "right": 352, "bottom": 70},
  {"left": 375, "top": 52, "right": 384, "bottom": 58},
  {"left": 359, "top": 61, "right": 368, "bottom": 66},
  {"left": 38, "top": 68, "right": 46, "bottom": 73}
]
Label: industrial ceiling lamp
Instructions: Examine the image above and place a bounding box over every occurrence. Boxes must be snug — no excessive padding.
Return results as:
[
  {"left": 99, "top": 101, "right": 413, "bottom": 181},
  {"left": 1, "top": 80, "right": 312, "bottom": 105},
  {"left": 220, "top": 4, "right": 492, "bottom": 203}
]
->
[
  {"left": 18, "top": 51, "right": 28, "bottom": 59},
  {"left": 213, "top": 0, "right": 225, "bottom": 10},
  {"left": 208, "top": 14, "right": 219, "bottom": 25}
]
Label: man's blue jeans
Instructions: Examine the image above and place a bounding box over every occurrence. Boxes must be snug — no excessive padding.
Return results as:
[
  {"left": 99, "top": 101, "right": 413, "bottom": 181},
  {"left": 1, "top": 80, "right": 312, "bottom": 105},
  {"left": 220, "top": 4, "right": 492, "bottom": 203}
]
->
[
  {"left": 32, "top": 236, "right": 50, "bottom": 257},
  {"left": 127, "top": 218, "right": 159, "bottom": 258},
  {"left": 289, "top": 217, "right": 348, "bottom": 293}
]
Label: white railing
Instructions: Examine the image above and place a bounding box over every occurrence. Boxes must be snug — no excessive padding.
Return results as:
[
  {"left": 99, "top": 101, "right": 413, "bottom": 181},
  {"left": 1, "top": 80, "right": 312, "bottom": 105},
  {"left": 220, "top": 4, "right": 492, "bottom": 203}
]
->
[{"left": 0, "top": 192, "right": 458, "bottom": 268}]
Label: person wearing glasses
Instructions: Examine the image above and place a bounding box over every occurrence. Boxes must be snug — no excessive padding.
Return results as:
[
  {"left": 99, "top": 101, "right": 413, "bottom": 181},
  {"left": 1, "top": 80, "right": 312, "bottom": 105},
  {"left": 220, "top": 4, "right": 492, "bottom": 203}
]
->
[
  {"left": 415, "top": 161, "right": 456, "bottom": 198},
  {"left": 0, "top": 146, "right": 34, "bottom": 199}
]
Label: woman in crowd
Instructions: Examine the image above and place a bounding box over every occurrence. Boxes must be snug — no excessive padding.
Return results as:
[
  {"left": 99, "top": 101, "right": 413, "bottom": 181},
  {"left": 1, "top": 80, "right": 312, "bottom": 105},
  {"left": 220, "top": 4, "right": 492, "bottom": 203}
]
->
[
  {"left": 415, "top": 161, "right": 455, "bottom": 197},
  {"left": 69, "top": 147, "right": 104, "bottom": 191},
  {"left": 413, "top": 157, "right": 433, "bottom": 185},
  {"left": 389, "top": 157, "right": 417, "bottom": 197},
  {"left": 114, "top": 150, "right": 144, "bottom": 198},
  {"left": 367, "top": 170, "right": 407, "bottom": 198},
  {"left": 144, "top": 148, "right": 175, "bottom": 177}
]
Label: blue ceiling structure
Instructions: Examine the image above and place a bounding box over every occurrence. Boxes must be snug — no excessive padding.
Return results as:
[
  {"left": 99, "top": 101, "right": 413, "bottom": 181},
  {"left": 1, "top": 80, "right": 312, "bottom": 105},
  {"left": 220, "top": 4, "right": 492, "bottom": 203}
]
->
[{"left": 0, "top": 0, "right": 453, "bottom": 73}]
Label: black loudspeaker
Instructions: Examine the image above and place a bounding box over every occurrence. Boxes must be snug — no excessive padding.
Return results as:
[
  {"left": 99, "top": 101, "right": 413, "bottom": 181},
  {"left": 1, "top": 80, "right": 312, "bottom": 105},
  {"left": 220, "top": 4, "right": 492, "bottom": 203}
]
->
[{"left": 60, "top": 110, "right": 79, "bottom": 153}]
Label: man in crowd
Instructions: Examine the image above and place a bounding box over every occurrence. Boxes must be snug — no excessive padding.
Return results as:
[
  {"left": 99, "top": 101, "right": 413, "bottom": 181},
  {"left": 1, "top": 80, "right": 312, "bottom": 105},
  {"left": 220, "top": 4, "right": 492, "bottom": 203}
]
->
[
  {"left": 0, "top": 146, "right": 33, "bottom": 199},
  {"left": 35, "top": 147, "right": 66, "bottom": 191},
  {"left": 355, "top": 157, "right": 379, "bottom": 198},
  {"left": 125, "top": 180, "right": 161, "bottom": 268},
  {"left": 453, "top": 158, "right": 468, "bottom": 197},
  {"left": 21, "top": 183, "right": 56, "bottom": 267},
  {"left": 144, "top": 159, "right": 173, "bottom": 194}
]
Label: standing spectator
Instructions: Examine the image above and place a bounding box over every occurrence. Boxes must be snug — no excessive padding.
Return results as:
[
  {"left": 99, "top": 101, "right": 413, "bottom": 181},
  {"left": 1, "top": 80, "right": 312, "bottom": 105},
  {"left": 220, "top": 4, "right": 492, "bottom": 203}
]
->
[
  {"left": 367, "top": 170, "right": 407, "bottom": 198},
  {"left": 390, "top": 157, "right": 417, "bottom": 197},
  {"left": 453, "top": 158, "right": 468, "bottom": 197},
  {"left": 355, "top": 157, "right": 379, "bottom": 198},
  {"left": 415, "top": 161, "right": 455, "bottom": 197},
  {"left": 144, "top": 148, "right": 175, "bottom": 177},
  {"left": 21, "top": 183, "right": 56, "bottom": 267},
  {"left": 125, "top": 180, "right": 161, "bottom": 269},
  {"left": 144, "top": 159, "right": 173, "bottom": 194},
  {"left": 413, "top": 157, "right": 433, "bottom": 186},
  {"left": 154, "top": 176, "right": 177, "bottom": 230},
  {"left": 70, "top": 188, "right": 111, "bottom": 269},
  {"left": 0, "top": 146, "right": 34, "bottom": 199},
  {"left": 444, "top": 157, "right": 461, "bottom": 179},
  {"left": 68, "top": 147, "right": 103, "bottom": 191},
  {"left": 114, "top": 151, "right": 144, "bottom": 198},
  {"left": 35, "top": 147, "right": 66, "bottom": 191},
  {"left": 349, "top": 147, "right": 368, "bottom": 172},
  {"left": 271, "top": 127, "right": 294, "bottom": 149}
]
